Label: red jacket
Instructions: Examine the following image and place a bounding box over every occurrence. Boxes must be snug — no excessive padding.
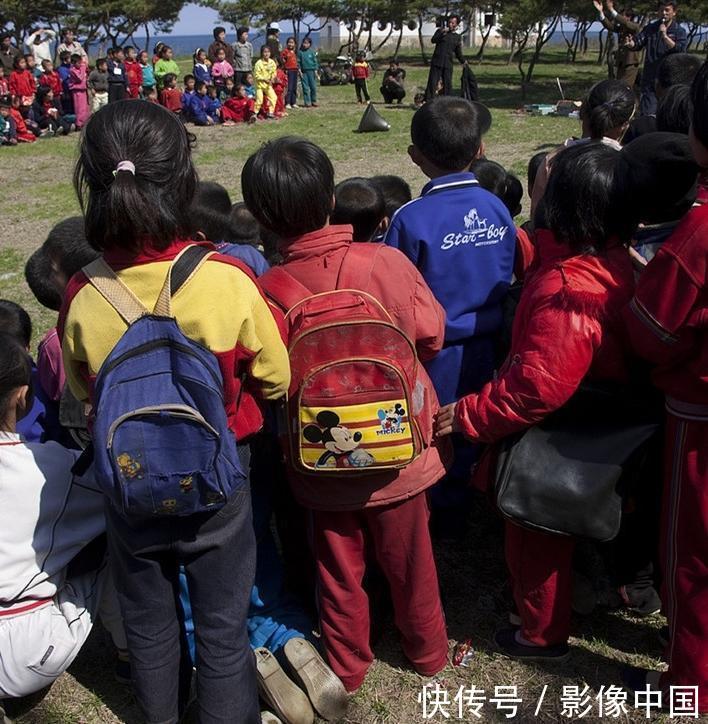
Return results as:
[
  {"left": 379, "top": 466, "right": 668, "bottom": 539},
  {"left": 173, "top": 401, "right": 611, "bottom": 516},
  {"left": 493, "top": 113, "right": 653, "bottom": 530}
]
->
[
  {"left": 280, "top": 48, "right": 298, "bottom": 71},
  {"left": 159, "top": 87, "right": 182, "bottom": 112},
  {"left": 124, "top": 59, "right": 143, "bottom": 97},
  {"left": 221, "top": 95, "right": 254, "bottom": 122},
  {"left": 39, "top": 70, "right": 62, "bottom": 96},
  {"left": 352, "top": 61, "right": 369, "bottom": 80},
  {"left": 9, "top": 69, "right": 36, "bottom": 98},
  {"left": 624, "top": 203, "right": 708, "bottom": 406},
  {"left": 260, "top": 225, "right": 451, "bottom": 510},
  {"left": 455, "top": 229, "right": 635, "bottom": 442}
]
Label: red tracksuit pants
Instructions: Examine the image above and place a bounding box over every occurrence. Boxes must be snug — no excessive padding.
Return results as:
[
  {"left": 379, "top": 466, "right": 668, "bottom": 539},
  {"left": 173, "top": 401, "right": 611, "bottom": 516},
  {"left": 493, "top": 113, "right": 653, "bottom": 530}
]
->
[
  {"left": 505, "top": 522, "right": 575, "bottom": 647},
  {"left": 310, "top": 493, "right": 449, "bottom": 692},
  {"left": 659, "top": 409, "right": 708, "bottom": 713}
]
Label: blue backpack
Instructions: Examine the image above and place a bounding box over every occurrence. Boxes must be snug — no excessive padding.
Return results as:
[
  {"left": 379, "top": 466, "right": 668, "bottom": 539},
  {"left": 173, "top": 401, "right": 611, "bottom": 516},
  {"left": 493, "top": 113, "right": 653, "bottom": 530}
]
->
[{"left": 83, "top": 245, "right": 245, "bottom": 517}]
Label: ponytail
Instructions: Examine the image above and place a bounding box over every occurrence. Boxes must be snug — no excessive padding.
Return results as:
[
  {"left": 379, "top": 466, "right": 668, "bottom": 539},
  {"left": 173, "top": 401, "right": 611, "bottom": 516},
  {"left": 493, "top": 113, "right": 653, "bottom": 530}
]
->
[
  {"left": 0, "top": 333, "right": 32, "bottom": 428},
  {"left": 581, "top": 79, "right": 636, "bottom": 139}
]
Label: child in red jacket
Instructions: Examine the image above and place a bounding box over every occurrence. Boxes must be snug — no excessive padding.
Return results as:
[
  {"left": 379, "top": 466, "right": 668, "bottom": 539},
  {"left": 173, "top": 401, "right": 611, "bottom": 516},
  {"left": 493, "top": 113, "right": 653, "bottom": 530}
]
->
[
  {"left": 123, "top": 46, "right": 143, "bottom": 99},
  {"left": 9, "top": 55, "right": 36, "bottom": 112},
  {"left": 159, "top": 73, "right": 182, "bottom": 113},
  {"left": 244, "top": 137, "right": 450, "bottom": 693},
  {"left": 280, "top": 37, "right": 299, "bottom": 108},
  {"left": 8, "top": 102, "right": 35, "bottom": 142},
  {"left": 38, "top": 60, "right": 62, "bottom": 97},
  {"left": 352, "top": 51, "right": 370, "bottom": 103},
  {"left": 221, "top": 84, "right": 256, "bottom": 124}
]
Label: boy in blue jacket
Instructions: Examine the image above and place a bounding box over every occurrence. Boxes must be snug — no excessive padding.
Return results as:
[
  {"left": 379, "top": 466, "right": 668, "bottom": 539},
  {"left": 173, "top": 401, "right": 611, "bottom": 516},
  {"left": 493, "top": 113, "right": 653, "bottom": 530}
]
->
[
  {"left": 384, "top": 96, "right": 515, "bottom": 522},
  {"left": 183, "top": 80, "right": 220, "bottom": 125}
]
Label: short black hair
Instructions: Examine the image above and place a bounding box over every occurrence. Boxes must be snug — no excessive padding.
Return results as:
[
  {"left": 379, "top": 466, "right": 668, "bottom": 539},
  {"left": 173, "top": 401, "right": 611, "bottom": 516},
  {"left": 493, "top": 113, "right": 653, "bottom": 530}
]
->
[
  {"left": 163, "top": 73, "right": 177, "bottom": 86},
  {"left": 36, "top": 85, "right": 52, "bottom": 103},
  {"left": 370, "top": 175, "right": 412, "bottom": 219},
  {"left": 214, "top": 26, "right": 226, "bottom": 38},
  {"left": 0, "top": 333, "right": 32, "bottom": 423},
  {"left": 411, "top": 97, "right": 486, "bottom": 171},
  {"left": 74, "top": 100, "right": 198, "bottom": 253},
  {"left": 184, "top": 73, "right": 195, "bottom": 83},
  {"left": 470, "top": 159, "right": 523, "bottom": 217},
  {"left": 657, "top": 84, "right": 693, "bottom": 134},
  {"left": 237, "top": 27, "right": 249, "bottom": 37},
  {"left": 230, "top": 202, "right": 261, "bottom": 246},
  {"left": 0, "top": 300, "right": 32, "bottom": 348},
  {"left": 690, "top": 61, "right": 708, "bottom": 150},
  {"left": 195, "top": 80, "right": 207, "bottom": 92},
  {"left": 541, "top": 142, "right": 635, "bottom": 254},
  {"left": 59, "top": 50, "right": 70, "bottom": 61},
  {"left": 194, "top": 181, "right": 232, "bottom": 215},
  {"left": 242, "top": 136, "right": 334, "bottom": 238},
  {"left": 189, "top": 205, "right": 237, "bottom": 243},
  {"left": 527, "top": 151, "right": 547, "bottom": 194},
  {"left": 657, "top": 53, "right": 702, "bottom": 91},
  {"left": 44, "top": 216, "right": 99, "bottom": 280},
  {"left": 70, "top": 53, "right": 81, "bottom": 63},
  {"left": 96, "top": 57, "right": 107, "bottom": 67},
  {"left": 25, "top": 249, "right": 62, "bottom": 311},
  {"left": 580, "top": 79, "right": 636, "bottom": 138},
  {"left": 331, "top": 177, "right": 386, "bottom": 242},
  {"left": 659, "top": 1, "right": 677, "bottom": 8}
]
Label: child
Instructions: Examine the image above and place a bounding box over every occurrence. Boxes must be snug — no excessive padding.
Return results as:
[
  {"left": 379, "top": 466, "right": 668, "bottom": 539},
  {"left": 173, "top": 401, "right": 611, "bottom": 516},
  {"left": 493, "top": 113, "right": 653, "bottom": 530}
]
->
[
  {"left": 57, "top": 50, "right": 73, "bottom": 113},
  {"left": 0, "top": 334, "right": 127, "bottom": 700},
  {"left": 206, "top": 84, "right": 222, "bottom": 118},
  {"left": 435, "top": 142, "right": 638, "bottom": 662},
  {"left": 352, "top": 51, "right": 370, "bottom": 103},
  {"left": 223, "top": 75, "right": 235, "bottom": 99},
  {"left": 39, "top": 58, "right": 62, "bottom": 97},
  {"left": 60, "top": 100, "right": 289, "bottom": 723},
  {"left": 193, "top": 48, "right": 211, "bottom": 86},
  {"left": 621, "top": 62, "right": 708, "bottom": 715},
  {"left": 247, "top": 136, "right": 450, "bottom": 694},
  {"left": 280, "top": 37, "right": 298, "bottom": 109},
  {"left": 123, "top": 46, "right": 142, "bottom": 98},
  {"left": 159, "top": 73, "right": 182, "bottom": 114},
  {"left": 7, "top": 99, "right": 35, "bottom": 142},
  {"left": 331, "top": 177, "right": 386, "bottom": 242},
  {"left": 272, "top": 63, "right": 287, "bottom": 116},
  {"left": 384, "top": 97, "right": 514, "bottom": 519},
  {"left": 0, "top": 66, "right": 9, "bottom": 102},
  {"left": 243, "top": 71, "right": 255, "bottom": 99},
  {"left": 297, "top": 37, "right": 318, "bottom": 107},
  {"left": 211, "top": 46, "right": 234, "bottom": 95},
  {"left": 470, "top": 159, "right": 524, "bottom": 218},
  {"left": 145, "top": 85, "right": 158, "bottom": 103},
  {"left": 106, "top": 47, "right": 127, "bottom": 103},
  {"left": 0, "top": 101, "right": 17, "bottom": 144},
  {"left": 233, "top": 27, "right": 253, "bottom": 86},
  {"left": 138, "top": 50, "right": 155, "bottom": 96},
  {"left": 154, "top": 44, "right": 180, "bottom": 91},
  {"left": 31, "top": 86, "right": 73, "bottom": 135},
  {"left": 68, "top": 53, "right": 89, "bottom": 127},
  {"left": 151, "top": 41, "right": 164, "bottom": 66},
  {"left": 183, "top": 80, "right": 218, "bottom": 125},
  {"left": 88, "top": 57, "right": 109, "bottom": 113},
  {"left": 222, "top": 83, "right": 257, "bottom": 124},
  {"left": 24, "top": 53, "right": 41, "bottom": 81},
  {"left": 183, "top": 73, "right": 196, "bottom": 96},
  {"left": 9, "top": 55, "right": 35, "bottom": 112},
  {"left": 370, "top": 174, "right": 412, "bottom": 222},
  {"left": 253, "top": 45, "right": 277, "bottom": 119}
]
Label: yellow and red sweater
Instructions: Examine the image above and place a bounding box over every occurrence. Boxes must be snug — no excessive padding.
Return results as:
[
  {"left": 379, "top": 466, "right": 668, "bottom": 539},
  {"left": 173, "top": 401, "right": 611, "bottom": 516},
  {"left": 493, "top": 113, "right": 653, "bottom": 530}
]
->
[{"left": 59, "top": 240, "right": 290, "bottom": 441}]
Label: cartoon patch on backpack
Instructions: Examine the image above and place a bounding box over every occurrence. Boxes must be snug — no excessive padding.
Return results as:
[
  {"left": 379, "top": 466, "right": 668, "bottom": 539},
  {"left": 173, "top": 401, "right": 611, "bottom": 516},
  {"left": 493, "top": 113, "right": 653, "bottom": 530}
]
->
[
  {"left": 302, "top": 410, "right": 375, "bottom": 469},
  {"left": 377, "top": 404, "right": 406, "bottom": 435}
]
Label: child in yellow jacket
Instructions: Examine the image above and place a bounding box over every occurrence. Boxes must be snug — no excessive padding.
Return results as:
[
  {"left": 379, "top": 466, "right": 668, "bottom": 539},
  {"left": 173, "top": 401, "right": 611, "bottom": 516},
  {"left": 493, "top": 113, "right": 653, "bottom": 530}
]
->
[{"left": 254, "top": 45, "right": 278, "bottom": 118}]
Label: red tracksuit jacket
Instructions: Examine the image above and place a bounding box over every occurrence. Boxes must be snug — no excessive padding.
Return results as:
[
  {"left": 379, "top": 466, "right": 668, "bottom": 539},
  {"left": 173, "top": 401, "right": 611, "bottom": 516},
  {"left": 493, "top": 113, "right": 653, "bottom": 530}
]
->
[
  {"left": 455, "top": 229, "right": 634, "bottom": 443},
  {"left": 39, "top": 70, "right": 62, "bottom": 97},
  {"left": 9, "top": 69, "right": 36, "bottom": 98}
]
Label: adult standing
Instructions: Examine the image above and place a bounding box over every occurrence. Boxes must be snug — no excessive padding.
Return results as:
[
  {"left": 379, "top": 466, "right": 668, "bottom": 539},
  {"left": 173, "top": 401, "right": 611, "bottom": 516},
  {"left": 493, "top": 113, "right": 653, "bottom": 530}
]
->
[
  {"left": 593, "top": 1, "right": 641, "bottom": 86},
  {"left": 0, "top": 34, "right": 21, "bottom": 75},
  {"left": 265, "top": 24, "right": 281, "bottom": 62},
  {"left": 425, "top": 15, "right": 467, "bottom": 100},
  {"left": 626, "top": 1, "right": 687, "bottom": 116},
  {"left": 208, "top": 26, "right": 234, "bottom": 65},
  {"left": 24, "top": 28, "right": 56, "bottom": 67},
  {"left": 232, "top": 26, "right": 253, "bottom": 86},
  {"left": 380, "top": 60, "right": 406, "bottom": 104},
  {"left": 56, "top": 29, "right": 87, "bottom": 63}
]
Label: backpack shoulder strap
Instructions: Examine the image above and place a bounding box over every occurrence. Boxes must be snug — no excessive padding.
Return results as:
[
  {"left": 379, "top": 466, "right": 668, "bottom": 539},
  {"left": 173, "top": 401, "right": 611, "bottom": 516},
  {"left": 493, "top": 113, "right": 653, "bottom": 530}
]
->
[
  {"left": 336, "top": 243, "right": 384, "bottom": 292},
  {"left": 153, "top": 244, "right": 214, "bottom": 316},
  {"left": 260, "top": 266, "right": 313, "bottom": 314},
  {"left": 82, "top": 258, "right": 149, "bottom": 325}
]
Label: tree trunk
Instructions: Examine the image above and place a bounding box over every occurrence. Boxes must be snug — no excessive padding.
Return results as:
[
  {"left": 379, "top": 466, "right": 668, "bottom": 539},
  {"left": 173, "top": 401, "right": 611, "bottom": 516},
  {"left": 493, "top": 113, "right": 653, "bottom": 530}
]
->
[
  {"left": 475, "top": 23, "right": 492, "bottom": 61},
  {"left": 393, "top": 26, "right": 404, "bottom": 59},
  {"left": 597, "top": 27, "right": 605, "bottom": 64},
  {"left": 418, "top": 14, "right": 428, "bottom": 65},
  {"left": 372, "top": 25, "right": 394, "bottom": 54},
  {"left": 143, "top": 24, "right": 151, "bottom": 54}
]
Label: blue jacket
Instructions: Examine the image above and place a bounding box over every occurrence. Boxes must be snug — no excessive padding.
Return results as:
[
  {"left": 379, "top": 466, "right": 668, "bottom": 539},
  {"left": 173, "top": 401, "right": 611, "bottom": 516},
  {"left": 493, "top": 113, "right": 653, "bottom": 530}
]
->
[
  {"left": 193, "top": 62, "right": 212, "bottom": 85},
  {"left": 217, "top": 243, "right": 270, "bottom": 277},
  {"left": 141, "top": 63, "right": 155, "bottom": 88},
  {"left": 634, "top": 20, "right": 687, "bottom": 83},
  {"left": 183, "top": 92, "right": 218, "bottom": 124},
  {"left": 384, "top": 172, "right": 515, "bottom": 345},
  {"left": 106, "top": 59, "right": 127, "bottom": 85}
]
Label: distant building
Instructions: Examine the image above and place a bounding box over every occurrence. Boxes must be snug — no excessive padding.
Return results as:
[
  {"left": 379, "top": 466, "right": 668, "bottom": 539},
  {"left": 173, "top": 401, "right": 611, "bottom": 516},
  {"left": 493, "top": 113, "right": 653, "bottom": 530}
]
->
[{"left": 318, "top": 9, "right": 505, "bottom": 53}]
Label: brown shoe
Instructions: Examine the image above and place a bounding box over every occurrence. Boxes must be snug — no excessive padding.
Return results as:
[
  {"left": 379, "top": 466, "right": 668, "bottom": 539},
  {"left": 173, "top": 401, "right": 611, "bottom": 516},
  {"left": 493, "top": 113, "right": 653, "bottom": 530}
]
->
[
  {"left": 283, "top": 639, "right": 349, "bottom": 722},
  {"left": 254, "top": 647, "right": 314, "bottom": 724}
]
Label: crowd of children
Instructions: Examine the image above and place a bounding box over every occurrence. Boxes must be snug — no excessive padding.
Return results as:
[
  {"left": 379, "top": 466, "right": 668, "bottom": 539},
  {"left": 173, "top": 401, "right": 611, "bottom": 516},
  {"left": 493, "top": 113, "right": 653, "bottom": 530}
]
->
[
  {"left": 0, "top": 25, "right": 328, "bottom": 144},
  {"left": 1, "top": 39, "right": 708, "bottom": 724}
]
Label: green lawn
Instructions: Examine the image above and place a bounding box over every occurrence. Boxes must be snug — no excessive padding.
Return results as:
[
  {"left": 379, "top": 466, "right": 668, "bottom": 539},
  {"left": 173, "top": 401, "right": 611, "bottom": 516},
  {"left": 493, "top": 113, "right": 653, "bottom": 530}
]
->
[{"left": 0, "top": 49, "right": 676, "bottom": 724}]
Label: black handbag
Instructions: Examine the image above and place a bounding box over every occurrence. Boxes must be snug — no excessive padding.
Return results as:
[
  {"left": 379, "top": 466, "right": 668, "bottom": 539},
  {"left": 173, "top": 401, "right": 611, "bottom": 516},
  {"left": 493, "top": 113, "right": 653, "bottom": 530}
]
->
[{"left": 494, "top": 382, "right": 661, "bottom": 542}]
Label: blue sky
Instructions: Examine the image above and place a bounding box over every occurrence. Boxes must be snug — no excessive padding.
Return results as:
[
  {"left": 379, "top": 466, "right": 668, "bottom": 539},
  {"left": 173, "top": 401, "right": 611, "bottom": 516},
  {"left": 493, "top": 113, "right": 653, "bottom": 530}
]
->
[{"left": 169, "top": 4, "right": 223, "bottom": 35}]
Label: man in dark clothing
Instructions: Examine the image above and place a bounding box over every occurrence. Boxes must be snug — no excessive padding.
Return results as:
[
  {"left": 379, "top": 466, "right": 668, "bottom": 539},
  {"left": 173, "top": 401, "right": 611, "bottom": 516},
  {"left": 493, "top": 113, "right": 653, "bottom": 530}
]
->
[
  {"left": 380, "top": 60, "right": 406, "bottom": 103},
  {"left": 425, "top": 15, "right": 467, "bottom": 100},
  {"left": 594, "top": 0, "right": 642, "bottom": 85},
  {"left": 265, "top": 25, "right": 281, "bottom": 65},
  {"left": 208, "top": 26, "right": 234, "bottom": 65},
  {"left": 625, "top": 1, "right": 687, "bottom": 116},
  {"left": 0, "top": 34, "right": 20, "bottom": 74}
]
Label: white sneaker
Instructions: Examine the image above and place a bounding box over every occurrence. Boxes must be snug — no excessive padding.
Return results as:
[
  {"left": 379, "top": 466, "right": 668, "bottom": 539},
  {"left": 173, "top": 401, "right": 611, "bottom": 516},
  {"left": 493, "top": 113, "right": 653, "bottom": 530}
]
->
[
  {"left": 285, "top": 103, "right": 292, "bottom": 109},
  {"left": 292, "top": 104, "right": 299, "bottom": 109}
]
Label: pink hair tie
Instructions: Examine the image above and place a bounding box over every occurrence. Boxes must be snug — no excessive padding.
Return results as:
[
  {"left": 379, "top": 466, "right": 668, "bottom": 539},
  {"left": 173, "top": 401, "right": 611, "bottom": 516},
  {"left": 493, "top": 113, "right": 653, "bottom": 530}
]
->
[{"left": 113, "top": 160, "right": 136, "bottom": 176}]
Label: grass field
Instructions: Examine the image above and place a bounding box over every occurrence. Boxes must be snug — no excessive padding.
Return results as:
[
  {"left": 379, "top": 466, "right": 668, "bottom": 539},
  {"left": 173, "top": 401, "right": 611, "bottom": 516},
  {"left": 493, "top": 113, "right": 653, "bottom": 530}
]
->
[{"left": 0, "top": 50, "right": 676, "bottom": 723}]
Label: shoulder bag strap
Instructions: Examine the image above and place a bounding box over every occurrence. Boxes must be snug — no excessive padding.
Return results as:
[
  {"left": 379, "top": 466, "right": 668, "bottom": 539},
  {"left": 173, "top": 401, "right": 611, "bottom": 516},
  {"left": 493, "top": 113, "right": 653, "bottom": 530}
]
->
[
  {"left": 260, "top": 266, "right": 313, "bottom": 314},
  {"left": 335, "top": 243, "right": 384, "bottom": 292}
]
